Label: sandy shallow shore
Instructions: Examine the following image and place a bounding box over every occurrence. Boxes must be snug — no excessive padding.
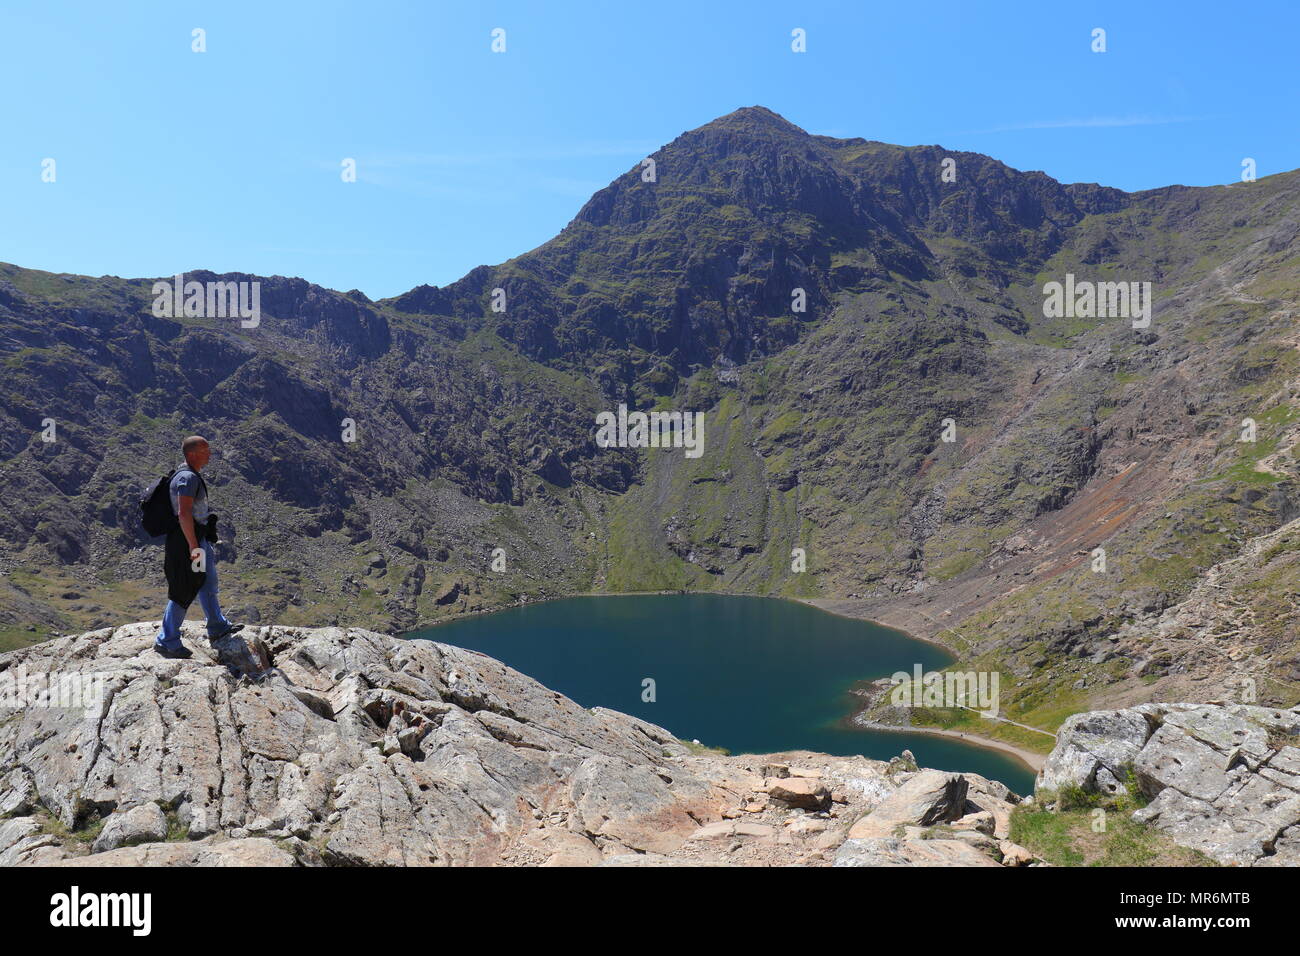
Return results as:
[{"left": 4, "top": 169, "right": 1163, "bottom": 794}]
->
[{"left": 855, "top": 718, "right": 1047, "bottom": 777}]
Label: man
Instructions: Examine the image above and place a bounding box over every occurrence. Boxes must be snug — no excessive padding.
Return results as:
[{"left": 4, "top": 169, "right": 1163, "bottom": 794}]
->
[{"left": 154, "top": 435, "right": 242, "bottom": 659}]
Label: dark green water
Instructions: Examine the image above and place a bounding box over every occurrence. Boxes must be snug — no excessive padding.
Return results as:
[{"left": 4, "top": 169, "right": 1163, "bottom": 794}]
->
[{"left": 408, "top": 593, "right": 1035, "bottom": 794}]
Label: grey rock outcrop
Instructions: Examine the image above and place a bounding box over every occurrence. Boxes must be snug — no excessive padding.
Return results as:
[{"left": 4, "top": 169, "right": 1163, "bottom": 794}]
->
[
  {"left": 0, "top": 623, "right": 1036, "bottom": 867},
  {"left": 1036, "top": 701, "right": 1300, "bottom": 865},
  {"left": 835, "top": 835, "right": 1002, "bottom": 867},
  {"left": 0, "top": 623, "right": 730, "bottom": 866},
  {"left": 835, "top": 768, "right": 1022, "bottom": 865},
  {"left": 1037, "top": 709, "right": 1152, "bottom": 796},
  {"left": 92, "top": 802, "right": 168, "bottom": 854}
]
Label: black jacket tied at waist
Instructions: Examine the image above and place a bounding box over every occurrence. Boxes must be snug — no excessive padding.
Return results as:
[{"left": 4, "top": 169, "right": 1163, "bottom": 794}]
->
[{"left": 164, "top": 528, "right": 207, "bottom": 608}]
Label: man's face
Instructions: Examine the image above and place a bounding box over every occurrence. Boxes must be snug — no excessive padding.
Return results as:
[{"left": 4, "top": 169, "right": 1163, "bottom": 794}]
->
[{"left": 188, "top": 443, "right": 211, "bottom": 470}]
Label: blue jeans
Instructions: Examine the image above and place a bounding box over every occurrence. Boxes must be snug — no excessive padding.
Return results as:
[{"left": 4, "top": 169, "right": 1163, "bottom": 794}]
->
[{"left": 154, "top": 540, "right": 232, "bottom": 649}]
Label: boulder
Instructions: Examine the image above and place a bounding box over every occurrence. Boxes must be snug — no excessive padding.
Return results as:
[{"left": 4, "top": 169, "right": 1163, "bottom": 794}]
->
[
  {"left": 998, "top": 840, "right": 1036, "bottom": 866},
  {"left": 953, "top": 810, "right": 996, "bottom": 835},
  {"left": 765, "top": 777, "right": 831, "bottom": 811},
  {"left": 848, "top": 771, "right": 972, "bottom": 838},
  {"left": 92, "top": 803, "right": 169, "bottom": 853},
  {"left": 687, "top": 820, "right": 776, "bottom": 840},
  {"left": 1036, "top": 708, "right": 1151, "bottom": 796}
]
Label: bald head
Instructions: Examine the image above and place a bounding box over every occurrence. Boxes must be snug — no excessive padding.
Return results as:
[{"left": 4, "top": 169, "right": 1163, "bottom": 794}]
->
[{"left": 181, "top": 435, "right": 210, "bottom": 470}]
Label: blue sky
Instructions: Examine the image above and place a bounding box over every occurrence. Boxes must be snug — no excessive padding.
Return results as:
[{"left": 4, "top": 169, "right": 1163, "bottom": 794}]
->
[{"left": 2, "top": 1, "right": 1297, "bottom": 299}]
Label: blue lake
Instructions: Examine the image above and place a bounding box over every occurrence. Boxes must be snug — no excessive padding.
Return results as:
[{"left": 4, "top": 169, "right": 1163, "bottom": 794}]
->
[{"left": 409, "top": 593, "right": 1036, "bottom": 794}]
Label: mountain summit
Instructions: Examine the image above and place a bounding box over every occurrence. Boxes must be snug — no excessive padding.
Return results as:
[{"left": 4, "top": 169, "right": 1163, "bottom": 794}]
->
[
  {"left": 395, "top": 105, "right": 1128, "bottom": 374},
  {"left": 2, "top": 108, "right": 1299, "bottom": 753}
]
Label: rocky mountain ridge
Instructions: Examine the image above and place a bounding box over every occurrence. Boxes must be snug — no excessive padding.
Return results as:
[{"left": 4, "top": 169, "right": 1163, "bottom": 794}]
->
[
  {"left": 3, "top": 105, "right": 1299, "bottom": 754},
  {"left": 2, "top": 624, "right": 1295, "bottom": 866},
  {"left": 0, "top": 624, "right": 1027, "bottom": 867}
]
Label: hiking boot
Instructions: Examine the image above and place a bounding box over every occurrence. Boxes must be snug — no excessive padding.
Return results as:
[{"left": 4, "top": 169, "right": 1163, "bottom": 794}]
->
[
  {"left": 208, "top": 623, "right": 245, "bottom": 641},
  {"left": 154, "top": 643, "right": 193, "bottom": 660}
]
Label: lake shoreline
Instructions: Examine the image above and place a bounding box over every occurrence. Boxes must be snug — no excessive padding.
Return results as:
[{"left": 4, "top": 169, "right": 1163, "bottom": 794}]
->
[
  {"left": 412, "top": 590, "right": 942, "bottom": 648},
  {"left": 797, "top": 597, "right": 957, "bottom": 654},
  {"left": 407, "top": 590, "right": 1047, "bottom": 786},
  {"left": 798, "top": 598, "right": 1055, "bottom": 777},
  {"left": 853, "top": 718, "right": 1046, "bottom": 776}
]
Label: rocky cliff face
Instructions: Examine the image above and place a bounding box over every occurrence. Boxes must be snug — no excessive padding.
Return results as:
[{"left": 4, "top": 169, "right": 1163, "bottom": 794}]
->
[{"left": 0, "top": 624, "right": 1031, "bottom": 867}]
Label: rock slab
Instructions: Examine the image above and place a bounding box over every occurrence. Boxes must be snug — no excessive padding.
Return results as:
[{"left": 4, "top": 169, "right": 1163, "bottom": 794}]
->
[{"left": 1037, "top": 701, "right": 1300, "bottom": 866}]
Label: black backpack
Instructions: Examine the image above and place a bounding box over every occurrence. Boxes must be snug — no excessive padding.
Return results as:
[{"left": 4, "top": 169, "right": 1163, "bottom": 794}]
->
[{"left": 140, "top": 467, "right": 206, "bottom": 538}]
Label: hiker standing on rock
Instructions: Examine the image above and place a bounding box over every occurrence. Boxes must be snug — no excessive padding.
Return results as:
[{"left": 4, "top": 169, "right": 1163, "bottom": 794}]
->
[{"left": 148, "top": 435, "right": 242, "bottom": 659}]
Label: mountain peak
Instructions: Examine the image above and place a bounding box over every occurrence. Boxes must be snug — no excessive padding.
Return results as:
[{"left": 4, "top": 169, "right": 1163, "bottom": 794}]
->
[{"left": 701, "top": 105, "right": 809, "bottom": 134}]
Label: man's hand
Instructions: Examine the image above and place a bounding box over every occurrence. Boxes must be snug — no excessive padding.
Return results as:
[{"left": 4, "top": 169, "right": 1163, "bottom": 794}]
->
[{"left": 179, "top": 494, "right": 201, "bottom": 554}]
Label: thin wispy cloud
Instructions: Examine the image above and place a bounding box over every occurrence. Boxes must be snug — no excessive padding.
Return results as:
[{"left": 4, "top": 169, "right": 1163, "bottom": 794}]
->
[
  {"left": 535, "top": 176, "right": 609, "bottom": 198},
  {"left": 354, "top": 141, "right": 660, "bottom": 168},
  {"left": 963, "top": 115, "right": 1213, "bottom": 134},
  {"left": 308, "top": 143, "right": 653, "bottom": 201},
  {"left": 254, "top": 246, "right": 440, "bottom": 257}
]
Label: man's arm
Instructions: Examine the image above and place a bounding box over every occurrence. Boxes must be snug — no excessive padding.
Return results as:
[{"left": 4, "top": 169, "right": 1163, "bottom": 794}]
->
[{"left": 178, "top": 494, "right": 201, "bottom": 561}]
